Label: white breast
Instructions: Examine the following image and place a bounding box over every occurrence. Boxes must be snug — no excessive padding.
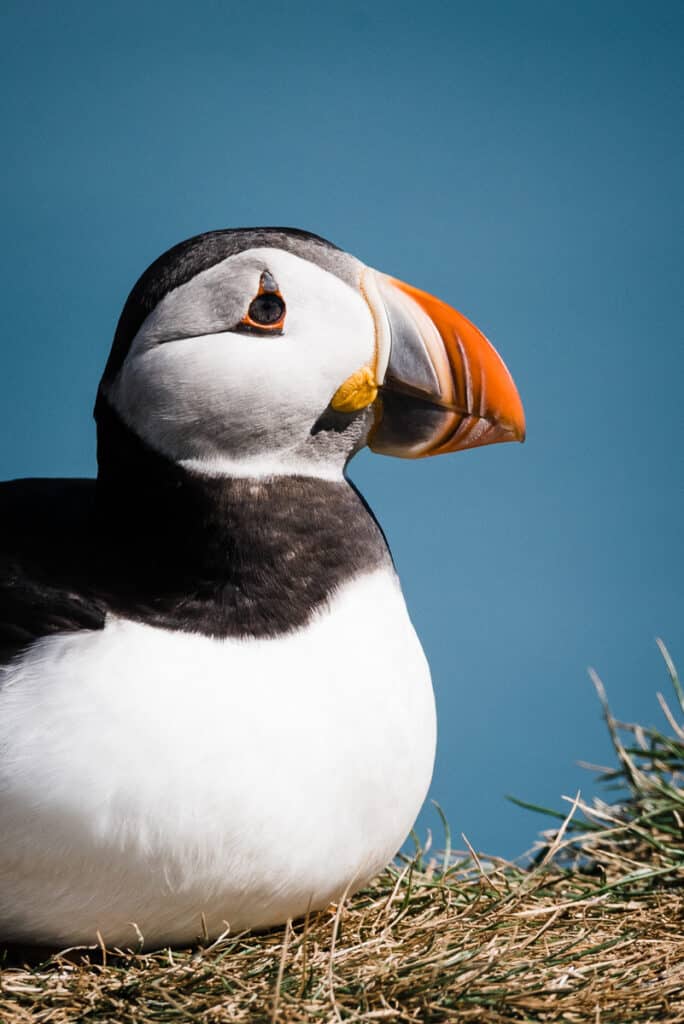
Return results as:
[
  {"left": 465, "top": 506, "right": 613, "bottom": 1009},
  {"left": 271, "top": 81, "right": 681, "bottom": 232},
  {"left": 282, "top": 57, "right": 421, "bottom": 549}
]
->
[{"left": 0, "top": 568, "right": 435, "bottom": 948}]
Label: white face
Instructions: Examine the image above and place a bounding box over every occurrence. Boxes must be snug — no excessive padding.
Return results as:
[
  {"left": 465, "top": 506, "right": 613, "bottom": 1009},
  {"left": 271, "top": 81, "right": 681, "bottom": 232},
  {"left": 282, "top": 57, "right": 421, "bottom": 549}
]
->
[{"left": 106, "top": 248, "right": 376, "bottom": 478}]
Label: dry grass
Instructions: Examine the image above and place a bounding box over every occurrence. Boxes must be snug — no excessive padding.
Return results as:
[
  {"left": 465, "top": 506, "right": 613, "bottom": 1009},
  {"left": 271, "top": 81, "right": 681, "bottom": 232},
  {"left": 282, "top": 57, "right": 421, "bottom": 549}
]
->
[{"left": 2, "top": 641, "right": 683, "bottom": 1023}]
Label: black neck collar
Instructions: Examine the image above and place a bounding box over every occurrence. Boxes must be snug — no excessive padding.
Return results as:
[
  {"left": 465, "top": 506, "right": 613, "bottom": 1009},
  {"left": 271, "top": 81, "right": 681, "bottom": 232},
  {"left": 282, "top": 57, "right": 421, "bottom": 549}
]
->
[{"left": 92, "top": 395, "right": 391, "bottom": 638}]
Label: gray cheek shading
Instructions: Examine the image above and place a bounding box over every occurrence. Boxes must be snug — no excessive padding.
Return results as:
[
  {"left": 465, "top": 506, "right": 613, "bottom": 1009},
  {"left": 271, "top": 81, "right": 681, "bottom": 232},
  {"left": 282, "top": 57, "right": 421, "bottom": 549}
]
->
[
  {"left": 309, "top": 405, "right": 375, "bottom": 466},
  {"left": 133, "top": 280, "right": 242, "bottom": 348},
  {"left": 134, "top": 263, "right": 255, "bottom": 347}
]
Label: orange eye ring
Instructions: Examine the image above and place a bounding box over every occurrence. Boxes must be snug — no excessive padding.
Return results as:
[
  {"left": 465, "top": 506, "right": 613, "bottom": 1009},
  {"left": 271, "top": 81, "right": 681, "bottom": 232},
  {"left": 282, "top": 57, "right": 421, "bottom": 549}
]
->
[{"left": 240, "top": 271, "right": 286, "bottom": 332}]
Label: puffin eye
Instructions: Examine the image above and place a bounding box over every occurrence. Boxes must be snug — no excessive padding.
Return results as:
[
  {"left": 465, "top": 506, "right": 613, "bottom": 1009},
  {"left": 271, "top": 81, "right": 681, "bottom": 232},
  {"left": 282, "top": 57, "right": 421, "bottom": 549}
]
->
[
  {"left": 238, "top": 271, "right": 286, "bottom": 334},
  {"left": 248, "top": 293, "right": 285, "bottom": 326}
]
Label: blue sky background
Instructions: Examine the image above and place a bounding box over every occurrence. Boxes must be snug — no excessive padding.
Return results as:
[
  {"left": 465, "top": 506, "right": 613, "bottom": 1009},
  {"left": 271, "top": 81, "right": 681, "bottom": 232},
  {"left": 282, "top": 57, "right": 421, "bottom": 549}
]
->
[{"left": 1, "top": 1, "right": 682, "bottom": 857}]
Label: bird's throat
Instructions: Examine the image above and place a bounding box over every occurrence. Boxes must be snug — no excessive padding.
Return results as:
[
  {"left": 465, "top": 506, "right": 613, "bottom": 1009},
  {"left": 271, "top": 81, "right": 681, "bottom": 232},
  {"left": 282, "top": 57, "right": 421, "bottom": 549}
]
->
[{"left": 93, "top": 397, "right": 392, "bottom": 637}]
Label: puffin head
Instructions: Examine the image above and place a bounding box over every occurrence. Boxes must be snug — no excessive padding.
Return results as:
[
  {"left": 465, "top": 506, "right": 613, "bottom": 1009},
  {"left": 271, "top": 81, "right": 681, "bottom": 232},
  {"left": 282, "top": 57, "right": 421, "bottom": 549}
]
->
[{"left": 98, "top": 228, "right": 525, "bottom": 479}]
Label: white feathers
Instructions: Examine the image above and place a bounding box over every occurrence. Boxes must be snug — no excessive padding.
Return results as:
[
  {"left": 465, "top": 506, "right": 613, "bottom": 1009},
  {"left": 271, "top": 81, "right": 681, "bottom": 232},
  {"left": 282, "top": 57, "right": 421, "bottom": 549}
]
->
[
  {"left": 177, "top": 452, "right": 345, "bottom": 481},
  {"left": 0, "top": 568, "right": 435, "bottom": 947}
]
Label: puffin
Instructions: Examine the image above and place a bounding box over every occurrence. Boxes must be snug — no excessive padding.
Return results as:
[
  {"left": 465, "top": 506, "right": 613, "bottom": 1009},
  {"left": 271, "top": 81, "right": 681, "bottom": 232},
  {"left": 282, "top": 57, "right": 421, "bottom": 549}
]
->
[{"left": 0, "top": 228, "right": 525, "bottom": 949}]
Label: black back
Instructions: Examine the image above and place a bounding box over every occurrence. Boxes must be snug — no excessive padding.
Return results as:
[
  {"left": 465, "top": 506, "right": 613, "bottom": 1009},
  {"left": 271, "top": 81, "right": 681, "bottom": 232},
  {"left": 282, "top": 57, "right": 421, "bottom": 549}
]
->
[{"left": 0, "top": 478, "right": 106, "bottom": 664}]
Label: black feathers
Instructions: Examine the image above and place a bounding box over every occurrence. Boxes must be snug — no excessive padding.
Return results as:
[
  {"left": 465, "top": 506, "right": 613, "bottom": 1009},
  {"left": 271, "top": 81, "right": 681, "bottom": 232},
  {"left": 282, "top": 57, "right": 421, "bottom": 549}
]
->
[
  {"left": 0, "top": 403, "right": 391, "bottom": 666},
  {"left": 0, "top": 479, "right": 106, "bottom": 664}
]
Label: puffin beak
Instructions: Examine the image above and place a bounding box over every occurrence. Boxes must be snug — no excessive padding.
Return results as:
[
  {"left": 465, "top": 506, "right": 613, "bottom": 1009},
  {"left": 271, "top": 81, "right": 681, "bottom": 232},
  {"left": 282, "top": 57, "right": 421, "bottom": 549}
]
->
[{"left": 365, "top": 270, "right": 526, "bottom": 458}]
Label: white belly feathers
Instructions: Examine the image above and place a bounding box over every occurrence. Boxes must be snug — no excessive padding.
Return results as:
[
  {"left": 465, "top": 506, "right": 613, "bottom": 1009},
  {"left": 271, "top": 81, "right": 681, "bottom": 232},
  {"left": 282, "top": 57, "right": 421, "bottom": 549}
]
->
[{"left": 0, "top": 568, "right": 435, "bottom": 947}]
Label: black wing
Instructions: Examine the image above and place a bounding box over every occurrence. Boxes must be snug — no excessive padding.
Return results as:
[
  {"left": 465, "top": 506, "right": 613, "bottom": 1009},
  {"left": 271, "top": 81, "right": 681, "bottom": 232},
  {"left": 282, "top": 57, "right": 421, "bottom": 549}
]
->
[{"left": 0, "top": 479, "right": 107, "bottom": 665}]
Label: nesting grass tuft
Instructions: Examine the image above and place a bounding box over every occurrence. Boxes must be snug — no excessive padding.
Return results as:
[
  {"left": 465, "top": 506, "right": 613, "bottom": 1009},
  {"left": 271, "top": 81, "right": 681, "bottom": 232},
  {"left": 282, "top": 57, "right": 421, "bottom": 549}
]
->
[{"left": 2, "top": 642, "right": 683, "bottom": 1023}]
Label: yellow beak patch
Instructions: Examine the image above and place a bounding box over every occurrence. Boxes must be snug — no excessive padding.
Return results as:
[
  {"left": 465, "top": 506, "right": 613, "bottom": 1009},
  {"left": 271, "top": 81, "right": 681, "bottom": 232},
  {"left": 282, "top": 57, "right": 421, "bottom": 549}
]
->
[{"left": 330, "top": 365, "right": 378, "bottom": 414}]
